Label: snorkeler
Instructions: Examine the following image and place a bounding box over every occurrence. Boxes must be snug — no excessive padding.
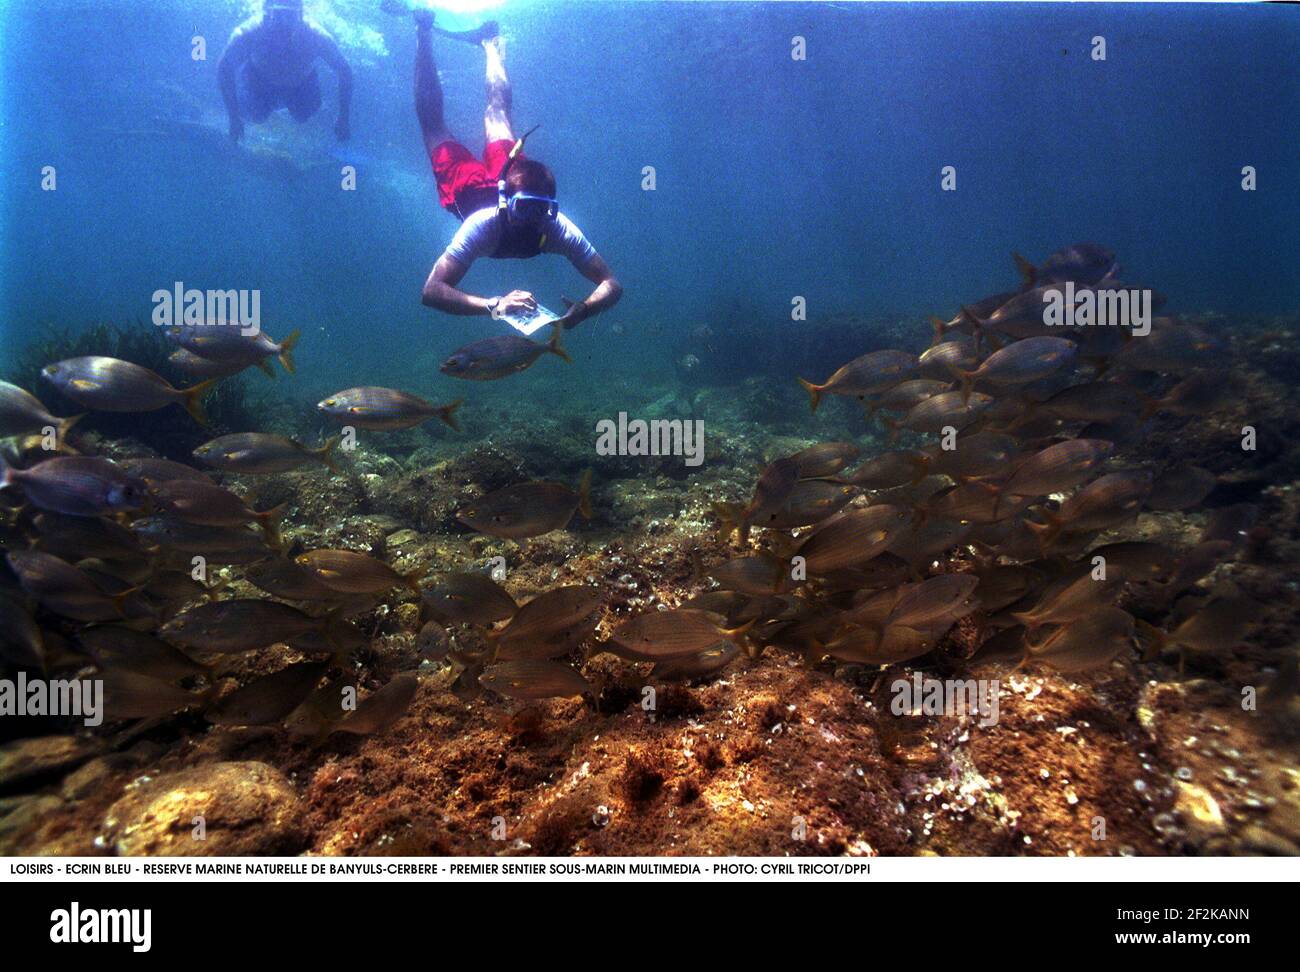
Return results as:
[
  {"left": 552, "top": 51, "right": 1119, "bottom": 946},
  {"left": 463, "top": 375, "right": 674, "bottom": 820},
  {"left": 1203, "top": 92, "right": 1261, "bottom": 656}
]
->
[
  {"left": 412, "top": 13, "right": 622, "bottom": 330},
  {"left": 217, "top": 0, "right": 353, "bottom": 143}
]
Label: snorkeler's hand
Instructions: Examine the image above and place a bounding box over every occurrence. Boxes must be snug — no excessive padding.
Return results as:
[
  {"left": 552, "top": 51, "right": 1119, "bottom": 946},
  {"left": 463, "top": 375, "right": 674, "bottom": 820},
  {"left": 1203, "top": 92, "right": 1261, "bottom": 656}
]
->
[
  {"left": 335, "top": 115, "right": 351, "bottom": 142},
  {"left": 557, "top": 300, "right": 590, "bottom": 331},
  {"left": 497, "top": 290, "right": 538, "bottom": 318},
  {"left": 228, "top": 117, "right": 244, "bottom": 143}
]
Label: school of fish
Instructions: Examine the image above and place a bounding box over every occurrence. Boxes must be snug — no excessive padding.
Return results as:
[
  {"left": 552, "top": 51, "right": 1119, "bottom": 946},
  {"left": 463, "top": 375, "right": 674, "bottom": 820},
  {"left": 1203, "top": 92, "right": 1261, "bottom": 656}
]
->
[{"left": 0, "top": 246, "right": 1270, "bottom": 748}]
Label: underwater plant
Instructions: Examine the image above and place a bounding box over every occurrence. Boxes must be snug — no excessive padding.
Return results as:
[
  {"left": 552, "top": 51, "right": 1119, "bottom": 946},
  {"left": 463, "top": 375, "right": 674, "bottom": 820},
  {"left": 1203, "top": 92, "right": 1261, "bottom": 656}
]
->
[{"left": 7, "top": 320, "right": 261, "bottom": 460}]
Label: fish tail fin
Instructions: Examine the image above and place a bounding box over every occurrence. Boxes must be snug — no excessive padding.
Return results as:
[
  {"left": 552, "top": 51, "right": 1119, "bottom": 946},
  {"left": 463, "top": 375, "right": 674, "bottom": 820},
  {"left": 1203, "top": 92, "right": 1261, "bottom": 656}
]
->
[
  {"left": 1135, "top": 619, "right": 1168, "bottom": 662},
  {"left": 947, "top": 364, "right": 975, "bottom": 404},
  {"left": 720, "top": 617, "right": 756, "bottom": 648},
  {"left": 278, "top": 328, "right": 301, "bottom": 374},
  {"left": 257, "top": 359, "right": 277, "bottom": 379},
  {"left": 797, "top": 377, "right": 823, "bottom": 414},
  {"left": 438, "top": 398, "right": 464, "bottom": 431},
  {"left": 56, "top": 413, "right": 85, "bottom": 449},
  {"left": 1026, "top": 510, "right": 1063, "bottom": 552},
  {"left": 110, "top": 585, "right": 147, "bottom": 619},
  {"left": 928, "top": 316, "right": 948, "bottom": 347},
  {"left": 1012, "top": 251, "right": 1037, "bottom": 289},
  {"left": 802, "top": 639, "right": 826, "bottom": 668},
  {"left": 181, "top": 378, "right": 220, "bottom": 427},
  {"left": 256, "top": 503, "right": 288, "bottom": 549},
  {"left": 548, "top": 323, "right": 571, "bottom": 363},
  {"left": 316, "top": 435, "right": 342, "bottom": 474},
  {"left": 577, "top": 467, "right": 593, "bottom": 519}
]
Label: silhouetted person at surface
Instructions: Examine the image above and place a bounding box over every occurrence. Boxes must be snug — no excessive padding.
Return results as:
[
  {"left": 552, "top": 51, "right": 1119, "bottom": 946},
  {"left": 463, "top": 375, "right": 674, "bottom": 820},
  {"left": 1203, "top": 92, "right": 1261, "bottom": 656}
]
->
[{"left": 218, "top": 0, "right": 353, "bottom": 143}]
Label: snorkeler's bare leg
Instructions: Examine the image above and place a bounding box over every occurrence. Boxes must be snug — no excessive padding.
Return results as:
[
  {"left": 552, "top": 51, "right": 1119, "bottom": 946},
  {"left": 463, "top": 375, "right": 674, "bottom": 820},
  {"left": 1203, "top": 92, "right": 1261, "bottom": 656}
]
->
[
  {"left": 414, "top": 14, "right": 453, "bottom": 152},
  {"left": 482, "top": 32, "right": 514, "bottom": 145}
]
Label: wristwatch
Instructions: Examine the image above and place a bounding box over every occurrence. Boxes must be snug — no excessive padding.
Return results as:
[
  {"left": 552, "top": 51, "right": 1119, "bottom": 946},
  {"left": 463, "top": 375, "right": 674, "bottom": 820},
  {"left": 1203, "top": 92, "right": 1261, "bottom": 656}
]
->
[{"left": 486, "top": 296, "right": 501, "bottom": 318}]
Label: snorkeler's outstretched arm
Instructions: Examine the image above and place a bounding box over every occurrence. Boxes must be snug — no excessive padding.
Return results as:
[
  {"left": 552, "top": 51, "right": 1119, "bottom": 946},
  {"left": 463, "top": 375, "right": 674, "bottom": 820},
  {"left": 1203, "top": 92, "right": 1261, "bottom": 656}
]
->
[
  {"left": 217, "top": 26, "right": 254, "bottom": 142},
  {"left": 422, "top": 255, "right": 537, "bottom": 319},
  {"left": 557, "top": 254, "right": 623, "bottom": 330},
  {"left": 311, "top": 28, "right": 353, "bottom": 141}
]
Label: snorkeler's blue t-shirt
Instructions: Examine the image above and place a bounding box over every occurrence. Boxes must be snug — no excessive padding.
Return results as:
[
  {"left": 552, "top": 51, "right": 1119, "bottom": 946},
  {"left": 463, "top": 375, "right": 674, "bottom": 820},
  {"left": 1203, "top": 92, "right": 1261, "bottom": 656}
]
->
[{"left": 442, "top": 208, "right": 598, "bottom": 270}]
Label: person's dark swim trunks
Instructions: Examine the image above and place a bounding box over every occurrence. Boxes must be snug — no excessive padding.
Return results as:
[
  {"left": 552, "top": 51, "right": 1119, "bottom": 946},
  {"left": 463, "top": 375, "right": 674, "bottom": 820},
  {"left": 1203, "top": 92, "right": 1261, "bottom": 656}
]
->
[{"left": 238, "top": 63, "right": 322, "bottom": 123}]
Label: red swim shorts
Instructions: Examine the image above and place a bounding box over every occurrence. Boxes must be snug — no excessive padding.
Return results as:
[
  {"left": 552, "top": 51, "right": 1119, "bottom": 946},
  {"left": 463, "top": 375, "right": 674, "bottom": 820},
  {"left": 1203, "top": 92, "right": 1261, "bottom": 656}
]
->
[{"left": 431, "top": 138, "right": 521, "bottom": 220}]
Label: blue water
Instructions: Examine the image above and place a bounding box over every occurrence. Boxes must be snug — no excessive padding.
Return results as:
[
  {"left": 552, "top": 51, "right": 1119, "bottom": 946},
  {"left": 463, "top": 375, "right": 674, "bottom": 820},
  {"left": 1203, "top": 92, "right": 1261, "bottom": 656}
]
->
[{"left": 2, "top": 1, "right": 1298, "bottom": 403}]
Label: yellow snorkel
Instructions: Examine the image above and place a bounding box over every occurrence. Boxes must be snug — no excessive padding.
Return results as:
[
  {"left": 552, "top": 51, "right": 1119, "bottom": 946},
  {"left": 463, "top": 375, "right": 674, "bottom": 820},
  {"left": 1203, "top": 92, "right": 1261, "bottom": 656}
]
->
[{"left": 497, "top": 124, "right": 541, "bottom": 215}]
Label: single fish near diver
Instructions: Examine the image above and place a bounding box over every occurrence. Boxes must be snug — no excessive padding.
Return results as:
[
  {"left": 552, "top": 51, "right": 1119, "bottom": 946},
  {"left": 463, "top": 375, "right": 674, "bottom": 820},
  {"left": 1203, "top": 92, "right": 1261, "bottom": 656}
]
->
[
  {"left": 317, "top": 387, "right": 463, "bottom": 431},
  {"left": 440, "top": 325, "right": 569, "bottom": 381},
  {"left": 164, "top": 322, "right": 300, "bottom": 375},
  {"left": 41, "top": 356, "right": 218, "bottom": 425}
]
